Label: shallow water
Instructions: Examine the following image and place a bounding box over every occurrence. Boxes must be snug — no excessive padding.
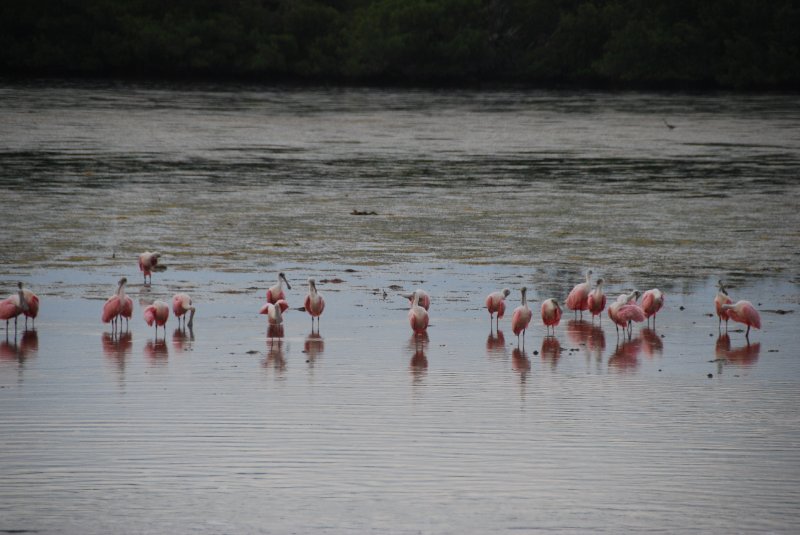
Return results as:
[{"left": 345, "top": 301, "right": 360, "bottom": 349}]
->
[{"left": 1, "top": 82, "right": 799, "bottom": 533}]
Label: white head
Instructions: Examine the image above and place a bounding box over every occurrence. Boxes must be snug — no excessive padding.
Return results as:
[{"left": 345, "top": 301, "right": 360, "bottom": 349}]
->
[{"left": 502, "top": 288, "right": 511, "bottom": 298}]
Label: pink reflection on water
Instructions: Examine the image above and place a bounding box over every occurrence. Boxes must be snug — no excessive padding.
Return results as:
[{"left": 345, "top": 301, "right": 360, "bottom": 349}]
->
[
  {"left": 102, "top": 331, "right": 132, "bottom": 369},
  {"left": 409, "top": 333, "right": 429, "bottom": 382},
  {"left": 304, "top": 331, "right": 324, "bottom": 366},
  {"left": 609, "top": 337, "right": 642, "bottom": 372},
  {"left": 540, "top": 336, "right": 562, "bottom": 370},
  {"left": 486, "top": 329, "right": 506, "bottom": 360},
  {"left": 144, "top": 338, "right": 169, "bottom": 362},
  {"left": 172, "top": 326, "right": 194, "bottom": 353},
  {"left": 640, "top": 328, "right": 663, "bottom": 358},
  {"left": 716, "top": 333, "right": 760, "bottom": 366},
  {"left": 0, "top": 330, "right": 38, "bottom": 362}
]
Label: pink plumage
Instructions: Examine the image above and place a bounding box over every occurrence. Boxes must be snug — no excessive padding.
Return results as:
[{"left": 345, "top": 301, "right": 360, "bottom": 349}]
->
[
  {"left": 485, "top": 289, "right": 509, "bottom": 320},
  {"left": 723, "top": 300, "right": 761, "bottom": 334},
  {"left": 0, "top": 294, "right": 22, "bottom": 322},
  {"left": 408, "top": 291, "right": 429, "bottom": 334},
  {"left": 511, "top": 287, "right": 532, "bottom": 337},
  {"left": 566, "top": 270, "right": 593, "bottom": 314},
  {"left": 540, "top": 298, "right": 562, "bottom": 328},
  {"left": 641, "top": 289, "right": 665, "bottom": 320},
  {"left": 143, "top": 301, "right": 170, "bottom": 327}
]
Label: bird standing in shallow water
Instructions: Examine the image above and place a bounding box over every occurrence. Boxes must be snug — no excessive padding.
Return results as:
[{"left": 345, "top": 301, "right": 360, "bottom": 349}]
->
[
  {"left": 267, "top": 273, "right": 291, "bottom": 305},
  {"left": 101, "top": 278, "right": 133, "bottom": 332},
  {"left": 511, "top": 287, "right": 532, "bottom": 347},
  {"left": 408, "top": 290, "right": 429, "bottom": 334},
  {"left": 715, "top": 280, "right": 732, "bottom": 331},
  {"left": 19, "top": 284, "right": 39, "bottom": 329},
  {"left": 541, "top": 298, "right": 562, "bottom": 336},
  {"left": 304, "top": 278, "right": 325, "bottom": 331},
  {"left": 721, "top": 300, "right": 761, "bottom": 339},
  {"left": 566, "top": 269, "right": 592, "bottom": 318},
  {"left": 143, "top": 300, "right": 170, "bottom": 337},
  {"left": 641, "top": 289, "right": 665, "bottom": 327},
  {"left": 138, "top": 252, "right": 161, "bottom": 285},
  {"left": 260, "top": 299, "right": 289, "bottom": 326},
  {"left": 172, "top": 293, "right": 195, "bottom": 329},
  {"left": 586, "top": 278, "right": 606, "bottom": 323},
  {"left": 485, "top": 288, "right": 510, "bottom": 329},
  {"left": 0, "top": 283, "right": 28, "bottom": 334}
]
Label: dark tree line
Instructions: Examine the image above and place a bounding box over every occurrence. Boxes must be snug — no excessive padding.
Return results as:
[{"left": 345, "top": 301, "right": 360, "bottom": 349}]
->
[{"left": 1, "top": 0, "right": 798, "bottom": 88}]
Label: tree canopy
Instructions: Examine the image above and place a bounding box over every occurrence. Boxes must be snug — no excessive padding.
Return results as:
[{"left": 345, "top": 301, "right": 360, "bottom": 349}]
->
[{"left": 1, "top": 0, "right": 797, "bottom": 88}]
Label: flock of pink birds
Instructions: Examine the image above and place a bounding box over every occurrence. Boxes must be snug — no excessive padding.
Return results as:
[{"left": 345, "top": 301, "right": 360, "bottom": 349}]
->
[{"left": 1, "top": 255, "right": 762, "bottom": 343}]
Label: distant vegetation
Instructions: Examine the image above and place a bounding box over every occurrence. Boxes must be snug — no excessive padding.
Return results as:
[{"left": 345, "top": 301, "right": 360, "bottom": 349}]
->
[{"left": 2, "top": 0, "right": 798, "bottom": 88}]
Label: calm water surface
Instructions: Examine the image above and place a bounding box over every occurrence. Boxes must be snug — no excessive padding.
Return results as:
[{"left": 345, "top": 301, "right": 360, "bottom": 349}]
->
[{"left": 0, "top": 81, "right": 799, "bottom": 533}]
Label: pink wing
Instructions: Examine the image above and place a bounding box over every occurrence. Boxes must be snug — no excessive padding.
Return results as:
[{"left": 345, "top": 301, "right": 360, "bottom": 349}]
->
[
  {"left": 121, "top": 296, "right": 133, "bottom": 319},
  {"left": 0, "top": 296, "right": 21, "bottom": 321},
  {"left": 511, "top": 307, "right": 531, "bottom": 335},
  {"left": 277, "top": 299, "right": 289, "bottom": 313},
  {"left": 739, "top": 302, "right": 761, "bottom": 329},
  {"left": 24, "top": 292, "right": 39, "bottom": 319},
  {"left": 617, "top": 304, "right": 646, "bottom": 324},
  {"left": 566, "top": 283, "right": 589, "bottom": 311},
  {"left": 101, "top": 296, "right": 120, "bottom": 323},
  {"left": 143, "top": 305, "right": 156, "bottom": 326}
]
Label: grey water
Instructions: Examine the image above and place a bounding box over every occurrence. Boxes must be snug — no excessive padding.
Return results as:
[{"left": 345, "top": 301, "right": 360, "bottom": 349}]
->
[{"left": 1, "top": 81, "right": 799, "bottom": 533}]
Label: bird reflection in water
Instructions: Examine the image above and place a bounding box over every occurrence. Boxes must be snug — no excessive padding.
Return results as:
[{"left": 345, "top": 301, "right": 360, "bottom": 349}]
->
[
  {"left": 144, "top": 338, "right": 169, "bottom": 363},
  {"left": 566, "top": 319, "right": 592, "bottom": 347},
  {"left": 1, "top": 329, "right": 38, "bottom": 363},
  {"left": 540, "top": 336, "right": 562, "bottom": 370},
  {"left": 486, "top": 329, "right": 506, "bottom": 360},
  {"left": 511, "top": 347, "right": 531, "bottom": 381},
  {"left": 304, "top": 330, "right": 324, "bottom": 367},
  {"left": 264, "top": 324, "right": 286, "bottom": 374},
  {"left": 102, "top": 330, "right": 132, "bottom": 369},
  {"left": 640, "top": 327, "right": 663, "bottom": 358},
  {"left": 715, "top": 333, "right": 760, "bottom": 368},
  {"left": 608, "top": 336, "right": 642, "bottom": 372},
  {"left": 172, "top": 325, "right": 194, "bottom": 353},
  {"left": 409, "top": 332, "right": 429, "bottom": 382}
]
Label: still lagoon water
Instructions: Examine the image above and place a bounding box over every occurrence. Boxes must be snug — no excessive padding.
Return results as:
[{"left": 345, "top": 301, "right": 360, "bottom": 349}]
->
[{"left": 1, "top": 81, "right": 799, "bottom": 533}]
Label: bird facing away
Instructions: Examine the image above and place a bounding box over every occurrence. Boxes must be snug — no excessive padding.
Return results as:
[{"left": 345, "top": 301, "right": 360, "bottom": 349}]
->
[
  {"left": 402, "top": 289, "right": 430, "bottom": 311},
  {"left": 267, "top": 272, "right": 291, "bottom": 305},
  {"left": 0, "top": 283, "right": 28, "bottom": 334},
  {"left": 715, "top": 280, "right": 733, "bottom": 331},
  {"left": 143, "top": 300, "right": 170, "bottom": 336},
  {"left": 541, "top": 298, "right": 563, "bottom": 336},
  {"left": 641, "top": 289, "right": 665, "bottom": 327},
  {"left": 101, "top": 277, "right": 133, "bottom": 332},
  {"left": 587, "top": 278, "right": 606, "bottom": 323},
  {"left": 485, "top": 288, "right": 511, "bottom": 328},
  {"left": 172, "top": 293, "right": 196, "bottom": 329},
  {"left": 138, "top": 251, "right": 161, "bottom": 285},
  {"left": 19, "top": 284, "right": 39, "bottom": 329},
  {"left": 261, "top": 299, "right": 289, "bottom": 326},
  {"left": 511, "top": 287, "right": 533, "bottom": 345},
  {"left": 304, "top": 278, "right": 325, "bottom": 330},
  {"left": 566, "top": 269, "right": 593, "bottom": 318},
  {"left": 721, "top": 300, "right": 761, "bottom": 339},
  {"left": 408, "top": 290, "right": 429, "bottom": 334}
]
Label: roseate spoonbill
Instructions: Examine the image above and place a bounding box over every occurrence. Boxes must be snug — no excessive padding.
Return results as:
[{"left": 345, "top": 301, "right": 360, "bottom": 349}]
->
[
  {"left": 641, "top": 289, "right": 665, "bottom": 327},
  {"left": 143, "top": 300, "right": 170, "bottom": 336},
  {"left": 566, "top": 269, "right": 593, "bottom": 318},
  {"left": 608, "top": 291, "right": 641, "bottom": 338},
  {"left": 714, "top": 280, "right": 732, "bottom": 331},
  {"left": 304, "top": 278, "right": 325, "bottom": 330},
  {"left": 541, "top": 298, "right": 562, "bottom": 336},
  {"left": 261, "top": 299, "right": 289, "bottom": 326},
  {"left": 587, "top": 278, "right": 606, "bottom": 323},
  {"left": 408, "top": 290, "right": 429, "bottom": 334},
  {"left": 172, "top": 293, "right": 195, "bottom": 329},
  {"left": 101, "top": 278, "right": 133, "bottom": 332},
  {"left": 402, "top": 289, "right": 430, "bottom": 311},
  {"left": 138, "top": 251, "right": 161, "bottom": 284},
  {"left": 267, "top": 272, "right": 291, "bottom": 304},
  {"left": 485, "top": 288, "right": 510, "bottom": 328},
  {"left": 18, "top": 284, "right": 39, "bottom": 329},
  {"left": 615, "top": 300, "right": 646, "bottom": 339},
  {"left": 0, "top": 283, "right": 28, "bottom": 334},
  {"left": 721, "top": 300, "right": 761, "bottom": 339},
  {"left": 511, "top": 287, "right": 532, "bottom": 346}
]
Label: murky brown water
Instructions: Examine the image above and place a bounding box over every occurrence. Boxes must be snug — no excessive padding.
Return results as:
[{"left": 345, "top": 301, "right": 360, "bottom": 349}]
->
[{"left": 1, "top": 81, "right": 799, "bottom": 533}]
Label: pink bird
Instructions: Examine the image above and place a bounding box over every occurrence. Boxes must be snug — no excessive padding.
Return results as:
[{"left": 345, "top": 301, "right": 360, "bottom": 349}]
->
[
  {"left": 721, "top": 300, "right": 761, "bottom": 338},
  {"left": 260, "top": 299, "right": 289, "bottom": 326},
  {"left": 17, "top": 284, "right": 39, "bottom": 329},
  {"left": 408, "top": 290, "right": 429, "bottom": 334},
  {"left": 586, "top": 278, "right": 606, "bottom": 323},
  {"left": 608, "top": 291, "right": 641, "bottom": 338},
  {"left": 266, "top": 272, "right": 291, "bottom": 305},
  {"left": 714, "top": 280, "right": 732, "bottom": 331},
  {"left": 511, "top": 287, "right": 533, "bottom": 346},
  {"left": 641, "top": 288, "right": 665, "bottom": 327},
  {"left": 172, "top": 293, "right": 196, "bottom": 329},
  {"left": 402, "top": 289, "right": 430, "bottom": 311},
  {"left": 101, "top": 278, "right": 133, "bottom": 332},
  {"left": 0, "top": 283, "right": 28, "bottom": 334},
  {"left": 138, "top": 251, "right": 161, "bottom": 285},
  {"left": 566, "top": 269, "right": 593, "bottom": 318},
  {"left": 540, "top": 298, "right": 562, "bottom": 336},
  {"left": 143, "top": 300, "right": 170, "bottom": 336},
  {"left": 485, "top": 288, "right": 510, "bottom": 328},
  {"left": 304, "top": 278, "right": 325, "bottom": 330}
]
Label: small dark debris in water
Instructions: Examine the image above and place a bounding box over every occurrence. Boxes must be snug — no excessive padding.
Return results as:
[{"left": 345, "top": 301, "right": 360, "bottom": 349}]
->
[
  {"left": 344, "top": 268, "right": 357, "bottom": 272},
  {"left": 301, "top": 350, "right": 307, "bottom": 353},
  {"left": 320, "top": 278, "right": 344, "bottom": 284},
  {"left": 246, "top": 350, "right": 259, "bottom": 355},
  {"left": 658, "top": 369, "right": 662, "bottom": 372},
  {"left": 351, "top": 209, "right": 378, "bottom": 215},
  {"left": 768, "top": 349, "right": 779, "bottom": 352},
  {"left": 763, "top": 309, "right": 793, "bottom": 314},
  {"left": 306, "top": 360, "right": 310, "bottom": 363},
  {"left": 355, "top": 304, "right": 364, "bottom": 307},
  {"left": 734, "top": 374, "right": 740, "bottom": 377},
  {"left": 297, "top": 307, "right": 306, "bottom": 312},
  {"left": 661, "top": 334, "right": 665, "bottom": 338},
  {"left": 707, "top": 373, "right": 713, "bottom": 378},
  {"left": 533, "top": 350, "right": 539, "bottom": 355},
  {"left": 705, "top": 313, "right": 714, "bottom": 317},
  {"left": 388, "top": 284, "right": 403, "bottom": 291},
  {"left": 679, "top": 306, "right": 685, "bottom": 310},
  {"left": 710, "top": 333, "right": 714, "bottom": 337}
]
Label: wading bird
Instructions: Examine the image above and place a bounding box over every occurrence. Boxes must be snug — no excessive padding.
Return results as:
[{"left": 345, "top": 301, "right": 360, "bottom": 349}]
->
[
  {"left": 641, "top": 289, "right": 665, "bottom": 327},
  {"left": 0, "top": 283, "right": 28, "bottom": 334},
  {"left": 261, "top": 299, "right": 289, "bottom": 326},
  {"left": 541, "top": 298, "right": 563, "bottom": 336},
  {"left": 143, "top": 300, "right": 170, "bottom": 336},
  {"left": 304, "top": 278, "right": 325, "bottom": 330},
  {"left": 566, "top": 269, "right": 593, "bottom": 318},
  {"left": 138, "top": 251, "right": 161, "bottom": 285},
  {"left": 402, "top": 289, "right": 430, "bottom": 311},
  {"left": 511, "top": 287, "right": 532, "bottom": 346},
  {"left": 101, "top": 278, "right": 133, "bottom": 332},
  {"left": 608, "top": 291, "right": 642, "bottom": 338},
  {"left": 267, "top": 272, "right": 291, "bottom": 304},
  {"left": 721, "top": 300, "right": 761, "bottom": 339},
  {"left": 485, "top": 288, "right": 510, "bottom": 329},
  {"left": 408, "top": 290, "right": 429, "bottom": 334},
  {"left": 714, "top": 280, "right": 732, "bottom": 331},
  {"left": 586, "top": 278, "right": 606, "bottom": 323},
  {"left": 172, "top": 293, "right": 195, "bottom": 329},
  {"left": 19, "top": 284, "right": 39, "bottom": 329}
]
